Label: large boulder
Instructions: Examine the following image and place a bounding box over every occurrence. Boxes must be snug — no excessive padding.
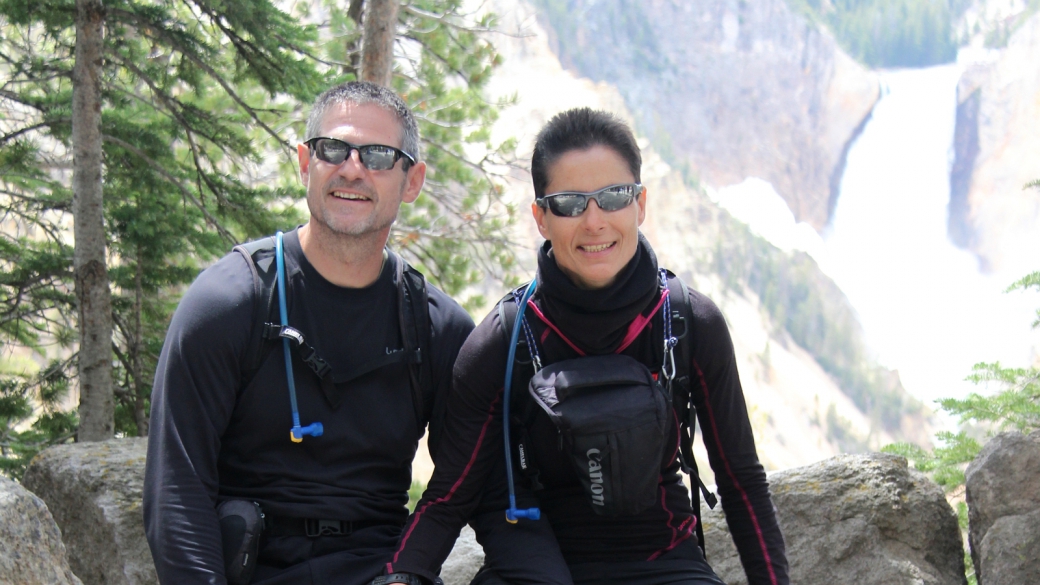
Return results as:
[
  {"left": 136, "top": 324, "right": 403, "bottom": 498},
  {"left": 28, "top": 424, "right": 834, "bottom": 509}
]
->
[
  {"left": 702, "top": 453, "right": 966, "bottom": 585},
  {"left": 21, "top": 437, "right": 155, "bottom": 585},
  {"left": 0, "top": 475, "right": 82, "bottom": 585},
  {"left": 440, "top": 526, "right": 483, "bottom": 585},
  {"left": 965, "top": 430, "right": 1040, "bottom": 585}
]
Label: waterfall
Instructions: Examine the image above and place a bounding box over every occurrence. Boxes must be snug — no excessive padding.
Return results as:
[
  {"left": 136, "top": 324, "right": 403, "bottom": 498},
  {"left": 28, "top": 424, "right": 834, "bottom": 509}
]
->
[{"left": 713, "top": 65, "right": 1039, "bottom": 405}]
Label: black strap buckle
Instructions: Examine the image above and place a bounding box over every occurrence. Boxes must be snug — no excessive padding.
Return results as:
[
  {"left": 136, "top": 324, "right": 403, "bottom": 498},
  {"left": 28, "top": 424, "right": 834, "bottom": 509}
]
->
[
  {"left": 305, "top": 518, "right": 349, "bottom": 537},
  {"left": 298, "top": 345, "right": 333, "bottom": 379}
]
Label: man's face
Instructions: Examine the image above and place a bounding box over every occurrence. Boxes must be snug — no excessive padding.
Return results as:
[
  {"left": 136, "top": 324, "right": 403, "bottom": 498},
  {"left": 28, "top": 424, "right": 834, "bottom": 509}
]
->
[{"left": 298, "top": 102, "right": 425, "bottom": 239}]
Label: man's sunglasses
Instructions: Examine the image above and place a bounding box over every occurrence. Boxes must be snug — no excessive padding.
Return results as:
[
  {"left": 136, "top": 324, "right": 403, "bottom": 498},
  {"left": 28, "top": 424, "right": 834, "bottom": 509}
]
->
[
  {"left": 536, "top": 183, "right": 642, "bottom": 217},
  {"left": 305, "top": 137, "right": 415, "bottom": 171}
]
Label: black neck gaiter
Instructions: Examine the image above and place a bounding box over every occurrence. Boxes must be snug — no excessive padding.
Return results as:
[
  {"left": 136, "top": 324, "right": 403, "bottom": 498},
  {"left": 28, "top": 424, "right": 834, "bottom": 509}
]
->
[{"left": 535, "top": 233, "right": 659, "bottom": 354}]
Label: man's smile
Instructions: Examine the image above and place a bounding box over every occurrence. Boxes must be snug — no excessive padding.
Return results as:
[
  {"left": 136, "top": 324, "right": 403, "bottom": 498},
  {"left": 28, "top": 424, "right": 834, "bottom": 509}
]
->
[{"left": 330, "top": 191, "right": 372, "bottom": 202}]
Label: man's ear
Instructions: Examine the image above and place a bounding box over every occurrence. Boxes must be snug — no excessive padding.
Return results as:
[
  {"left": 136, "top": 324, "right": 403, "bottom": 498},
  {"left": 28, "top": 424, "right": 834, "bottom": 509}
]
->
[
  {"left": 298, "top": 143, "right": 310, "bottom": 184},
  {"left": 532, "top": 201, "right": 551, "bottom": 239},
  {"left": 401, "top": 161, "right": 426, "bottom": 204}
]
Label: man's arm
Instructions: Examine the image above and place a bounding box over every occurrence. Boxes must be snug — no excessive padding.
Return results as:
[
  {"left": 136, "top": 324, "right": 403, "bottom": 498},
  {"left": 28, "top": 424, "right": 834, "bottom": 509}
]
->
[
  {"left": 686, "top": 290, "right": 789, "bottom": 585},
  {"left": 144, "top": 254, "right": 255, "bottom": 585}
]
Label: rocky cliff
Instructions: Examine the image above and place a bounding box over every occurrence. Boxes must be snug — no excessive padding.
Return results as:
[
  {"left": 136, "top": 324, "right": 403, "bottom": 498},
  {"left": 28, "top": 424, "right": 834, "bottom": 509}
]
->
[
  {"left": 951, "top": 11, "right": 1040, "bottom": 274},
  {"left": 528, "top": 0, "right": 880, "bottom": 230}
]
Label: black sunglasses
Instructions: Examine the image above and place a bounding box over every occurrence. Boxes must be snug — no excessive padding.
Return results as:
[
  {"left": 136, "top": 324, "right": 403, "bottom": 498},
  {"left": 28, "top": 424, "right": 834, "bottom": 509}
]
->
[
  {"left": 536, "top": 183, "right": 642, "bottom": 217},
  {"left": 305, "top": 137, "right": 415, "bottom": 171}
]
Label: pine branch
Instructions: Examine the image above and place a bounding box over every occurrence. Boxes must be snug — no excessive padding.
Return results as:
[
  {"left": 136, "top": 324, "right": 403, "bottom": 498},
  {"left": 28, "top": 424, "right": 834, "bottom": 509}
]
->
[{"left": 100, "top": 134, "right": 236, "bottom": 243}]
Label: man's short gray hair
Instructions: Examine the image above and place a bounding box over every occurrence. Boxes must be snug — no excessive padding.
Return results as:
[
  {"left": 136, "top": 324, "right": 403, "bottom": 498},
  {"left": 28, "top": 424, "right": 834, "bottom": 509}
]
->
[{"left": 304, "top": 81, "right": 420, "bottom": 161}]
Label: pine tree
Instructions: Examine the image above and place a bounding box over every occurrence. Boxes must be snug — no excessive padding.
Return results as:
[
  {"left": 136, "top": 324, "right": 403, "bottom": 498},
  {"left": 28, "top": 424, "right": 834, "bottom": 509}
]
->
[
  {"left": 2, "top": 0, "right": 517, "bottom": 476},
  {"left": 1, "top": 0, "right": 325, "bottom": 473}
]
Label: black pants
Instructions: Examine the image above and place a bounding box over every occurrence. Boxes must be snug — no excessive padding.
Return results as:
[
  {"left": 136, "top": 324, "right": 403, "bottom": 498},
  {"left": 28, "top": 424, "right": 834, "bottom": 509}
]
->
[
  {"left": 251, "top": 524, "right": 409, "bottom": 585},
  {"left": 471, "top": 540, "right": 726, "bottom": 585}
]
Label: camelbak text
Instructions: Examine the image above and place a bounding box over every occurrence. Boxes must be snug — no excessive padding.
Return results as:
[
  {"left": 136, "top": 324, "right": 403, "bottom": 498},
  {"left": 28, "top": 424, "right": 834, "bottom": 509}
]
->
[{"left": 587, "top": 448, "right": 604, "bottom": 506}]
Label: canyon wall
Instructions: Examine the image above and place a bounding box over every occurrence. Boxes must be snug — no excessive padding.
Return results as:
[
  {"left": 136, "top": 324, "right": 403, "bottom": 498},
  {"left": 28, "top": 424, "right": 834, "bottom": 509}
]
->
[
  {"left": 952, "top": 10, "right": 1040, "bottom": 274},
  {"left": 529, "top": 0, "right": 880, "bottom": 230}
]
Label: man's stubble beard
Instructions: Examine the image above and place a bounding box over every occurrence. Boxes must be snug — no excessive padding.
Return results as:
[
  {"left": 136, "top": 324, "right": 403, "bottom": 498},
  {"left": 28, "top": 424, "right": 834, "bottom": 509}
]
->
[{"left": 309, "top": 178, "right": 403, "bottom": 240}]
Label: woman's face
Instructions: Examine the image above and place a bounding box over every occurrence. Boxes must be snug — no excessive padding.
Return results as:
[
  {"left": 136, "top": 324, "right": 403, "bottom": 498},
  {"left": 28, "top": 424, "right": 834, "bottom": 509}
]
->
[{"left": 532, "top": 145, "right": 647, "bottom": 290}]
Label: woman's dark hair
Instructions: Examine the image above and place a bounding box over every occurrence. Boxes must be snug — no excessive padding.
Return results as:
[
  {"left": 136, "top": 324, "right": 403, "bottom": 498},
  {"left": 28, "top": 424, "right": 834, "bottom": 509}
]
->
[{"left": 531, "top": 108, "right": 642, "bottom": 198}]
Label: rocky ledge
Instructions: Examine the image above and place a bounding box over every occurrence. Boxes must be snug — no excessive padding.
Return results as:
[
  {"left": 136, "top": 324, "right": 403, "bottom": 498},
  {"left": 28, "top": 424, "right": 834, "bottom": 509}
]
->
[{"left": 7, "top": 433, "right": 1040, "bottom": 584}]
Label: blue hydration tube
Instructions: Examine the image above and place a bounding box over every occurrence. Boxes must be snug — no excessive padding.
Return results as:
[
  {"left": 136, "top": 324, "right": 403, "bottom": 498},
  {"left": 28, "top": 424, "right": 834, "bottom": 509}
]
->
[
  {"left": 275, "top": 231, "right": 323, "bottom": 443},
  {"left": 503, "top": 278, "right": 541, "bottom": 523}
]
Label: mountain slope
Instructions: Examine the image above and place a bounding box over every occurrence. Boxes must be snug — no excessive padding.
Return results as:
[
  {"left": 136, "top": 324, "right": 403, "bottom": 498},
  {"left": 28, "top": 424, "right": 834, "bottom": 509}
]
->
[{"left": 528, "top": 0, "right": 879, "bottom": 231}]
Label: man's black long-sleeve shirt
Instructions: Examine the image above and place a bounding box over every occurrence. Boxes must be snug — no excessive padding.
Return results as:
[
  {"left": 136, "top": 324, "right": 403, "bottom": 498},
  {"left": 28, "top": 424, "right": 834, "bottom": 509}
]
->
[{"left": 143, "top": 229, "right": 475, "bottom": 584}]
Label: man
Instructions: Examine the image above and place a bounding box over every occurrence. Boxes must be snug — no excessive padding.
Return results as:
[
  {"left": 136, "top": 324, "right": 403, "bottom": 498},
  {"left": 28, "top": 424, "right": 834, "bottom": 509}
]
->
[{"left": 144, "top": 81, "right": 475, "bottom": 585}]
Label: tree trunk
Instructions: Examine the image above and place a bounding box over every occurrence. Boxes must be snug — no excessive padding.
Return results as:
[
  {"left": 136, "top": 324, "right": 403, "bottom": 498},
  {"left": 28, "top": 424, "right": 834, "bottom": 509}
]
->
[
  {"left": 72, "top": 0, "right": 114, "bottom": 442},
  {"left": 345, "top": 0, "right": 364, "bottom": 77},
  {"left": 360, "top": 0, "right": 398, "bottom": 86}
]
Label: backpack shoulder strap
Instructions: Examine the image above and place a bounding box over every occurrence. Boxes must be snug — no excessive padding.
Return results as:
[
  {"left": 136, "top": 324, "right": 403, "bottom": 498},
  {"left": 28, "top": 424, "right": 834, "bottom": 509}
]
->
[
  {"left": 497, "top": 285, "right": 544, "bottom": 490},
  {"left": 393, "top": 251, "right": 434, "bottom": 438},
  {"left": 665, "top": 271, "right": 717, "bottom": 556},
  {"left": 233, "top": 236, "right": 280, "bottom": 390}
]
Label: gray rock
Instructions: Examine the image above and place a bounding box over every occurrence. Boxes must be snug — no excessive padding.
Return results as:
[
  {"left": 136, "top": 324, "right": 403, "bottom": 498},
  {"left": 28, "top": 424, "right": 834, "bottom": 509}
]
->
[
  {"left": 965, "top": 430, "right": 1040, "bottom": 585},
  {"left": 0, "top": 475, "right": 82, "bottom": 585},
  {"left": 22, "top": 437, "right": 155, "bottom": 585},
  {"left": 702, "top": 453, "right": 966, "bottom": 585},
  {"left": 977, "top": 509, "right": 1040, "bottom": 585},
  {"left": 440, "top": 526, "right": 483, "bottom": 585}
]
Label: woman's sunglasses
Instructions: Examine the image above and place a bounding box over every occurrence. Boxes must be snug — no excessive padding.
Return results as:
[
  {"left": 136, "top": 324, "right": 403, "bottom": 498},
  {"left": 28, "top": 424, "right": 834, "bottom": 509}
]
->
[
  {"left": 536, "top": 183, "right": 642, "bottom": 217},
  {"left": 305, "top": 137, "right": 415, "bottom": 171}
]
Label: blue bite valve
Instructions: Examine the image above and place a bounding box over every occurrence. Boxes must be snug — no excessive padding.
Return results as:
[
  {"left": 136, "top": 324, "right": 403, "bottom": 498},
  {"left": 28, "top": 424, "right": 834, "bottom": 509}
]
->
[
  {"left": 290, "top": 422, "right": 324, "bottom": 443},
  {"left": 506, "top": 507, "right": 541, "bottom": 522},
  {"left": 505, "top": 494, "right": 540, "bottom": 524}
]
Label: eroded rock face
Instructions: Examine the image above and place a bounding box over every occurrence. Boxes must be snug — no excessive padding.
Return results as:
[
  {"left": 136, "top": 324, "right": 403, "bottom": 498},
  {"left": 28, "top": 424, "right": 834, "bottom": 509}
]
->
[
  {"left": 965, "top": 430, "right": 1040, "bottom": 585},
  {"left": 701, "top": 453, "right": 966, "bottom": 585},
  {"left": 534, "top": 0, "right": 879, "bottom": 230},
  {"left": 0, "top": 475, "right": 82, "bottom": 585},
  {"left": 951, "top": 12, "right": 1040, "bottom": 274},
  {"left": 21, "top": 438, "right": 155, "bottom": 585}
]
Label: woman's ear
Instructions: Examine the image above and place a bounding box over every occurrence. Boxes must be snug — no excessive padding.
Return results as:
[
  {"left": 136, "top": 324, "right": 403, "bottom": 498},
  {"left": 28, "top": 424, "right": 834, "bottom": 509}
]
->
[
  {"left": 532, "top": 201, "right": 551, "bottom": 239},
  {"left": 636, "top": 186, "right": 647, "bottom": 226}
]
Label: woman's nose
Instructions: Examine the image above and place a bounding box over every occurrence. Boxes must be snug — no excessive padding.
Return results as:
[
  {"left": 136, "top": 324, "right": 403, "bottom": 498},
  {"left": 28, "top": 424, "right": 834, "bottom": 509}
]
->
[{"left": 581, "top": 199, "right": 608, "bottom": 229}]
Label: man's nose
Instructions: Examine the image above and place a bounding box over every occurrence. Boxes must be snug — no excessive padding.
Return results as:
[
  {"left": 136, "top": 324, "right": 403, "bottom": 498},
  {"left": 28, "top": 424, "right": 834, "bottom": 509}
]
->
[{"left": 335, "top": 148, "right": 367, "bottom": 179}]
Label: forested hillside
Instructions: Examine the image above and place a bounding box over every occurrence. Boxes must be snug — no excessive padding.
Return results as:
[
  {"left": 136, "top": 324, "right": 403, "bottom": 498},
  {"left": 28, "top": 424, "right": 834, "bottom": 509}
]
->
[{"left": 788, "top": 0, "right": 971, "bottom": 67}]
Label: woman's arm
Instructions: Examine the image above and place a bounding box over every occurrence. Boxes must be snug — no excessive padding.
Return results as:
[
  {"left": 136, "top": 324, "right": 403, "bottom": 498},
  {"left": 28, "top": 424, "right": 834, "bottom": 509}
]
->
[
  {"left": 388, "top": 308, "right": 571, "bottom": 584},
  {"left": 686, "top": 290, "right": 790, "bottom": 585}
]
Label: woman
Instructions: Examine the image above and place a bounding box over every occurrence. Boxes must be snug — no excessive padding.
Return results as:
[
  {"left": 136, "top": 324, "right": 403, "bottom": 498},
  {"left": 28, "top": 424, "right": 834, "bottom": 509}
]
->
[{"left": 383, "top": 109, "right": 789, "bottom": 585}]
